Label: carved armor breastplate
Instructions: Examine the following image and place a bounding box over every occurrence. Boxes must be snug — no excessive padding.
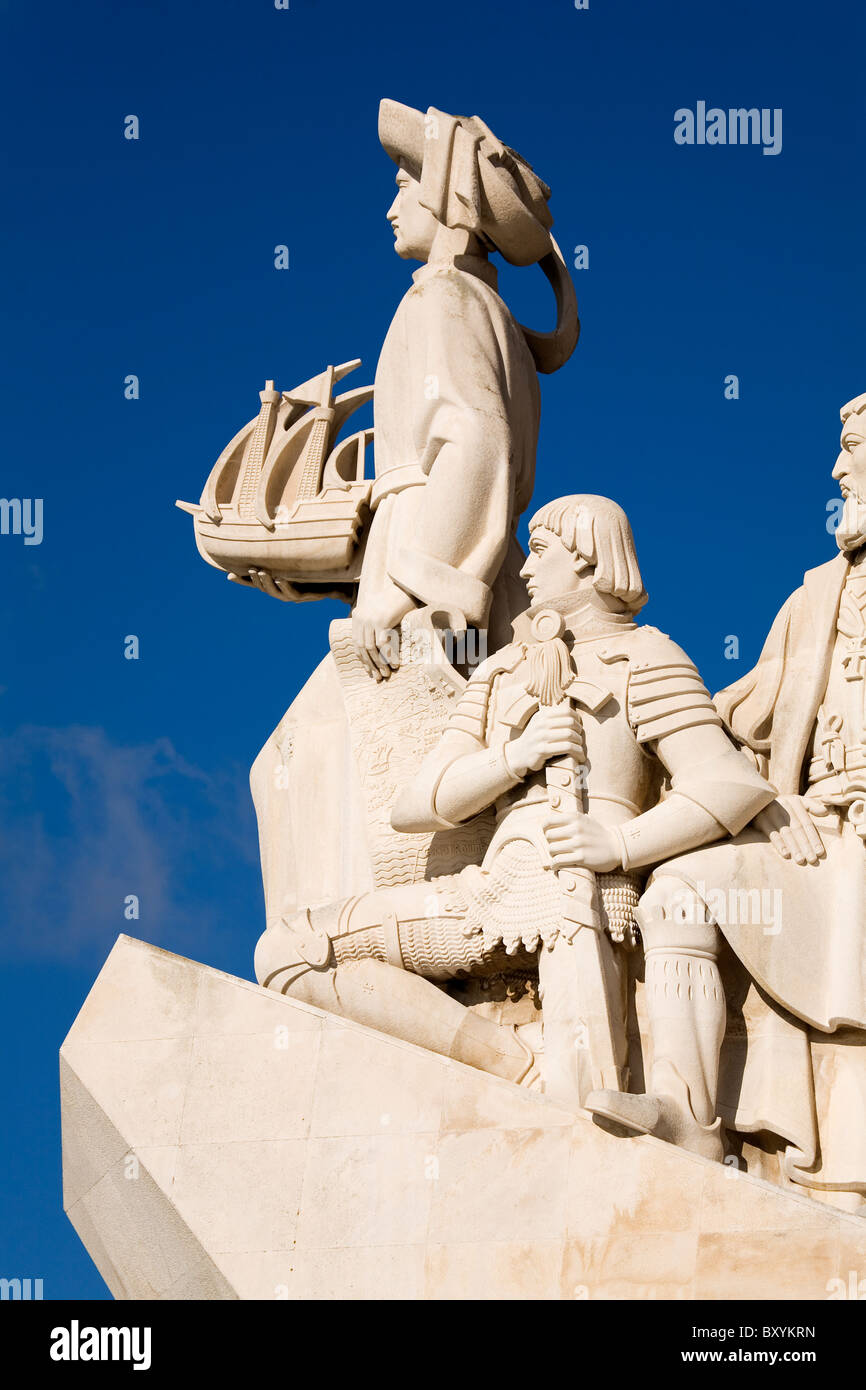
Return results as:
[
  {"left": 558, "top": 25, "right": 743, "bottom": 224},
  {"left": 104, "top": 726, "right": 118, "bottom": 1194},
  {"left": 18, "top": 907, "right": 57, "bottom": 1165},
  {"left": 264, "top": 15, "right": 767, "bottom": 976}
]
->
[{"left": 486, "top": 631, "right": 663, "bottom": 825}]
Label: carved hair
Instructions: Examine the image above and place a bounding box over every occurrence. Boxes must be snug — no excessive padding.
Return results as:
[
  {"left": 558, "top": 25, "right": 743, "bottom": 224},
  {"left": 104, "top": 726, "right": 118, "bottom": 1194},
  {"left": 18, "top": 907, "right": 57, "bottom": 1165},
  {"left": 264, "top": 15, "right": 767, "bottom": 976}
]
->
[{"left": 529, "top": 494, "right": 648, "bottom": 614}]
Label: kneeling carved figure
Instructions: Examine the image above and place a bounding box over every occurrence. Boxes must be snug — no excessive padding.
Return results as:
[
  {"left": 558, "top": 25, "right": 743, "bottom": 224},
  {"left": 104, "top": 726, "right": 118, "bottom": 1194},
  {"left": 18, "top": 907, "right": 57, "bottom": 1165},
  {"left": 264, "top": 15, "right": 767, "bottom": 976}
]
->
[{"left": 255, "top": 492, "right": 774, "bottom": 1156}]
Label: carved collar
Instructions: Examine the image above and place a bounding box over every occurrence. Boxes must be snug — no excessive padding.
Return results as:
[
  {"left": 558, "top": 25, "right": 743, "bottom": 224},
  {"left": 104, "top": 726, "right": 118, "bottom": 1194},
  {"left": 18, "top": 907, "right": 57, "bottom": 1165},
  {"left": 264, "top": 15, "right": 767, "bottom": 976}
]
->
[
  {"left": 511, "top": 591, "right": 636, "bottom": 644},
  {"left": 412, "top": 255, "right": 499, "bottom": 291}
]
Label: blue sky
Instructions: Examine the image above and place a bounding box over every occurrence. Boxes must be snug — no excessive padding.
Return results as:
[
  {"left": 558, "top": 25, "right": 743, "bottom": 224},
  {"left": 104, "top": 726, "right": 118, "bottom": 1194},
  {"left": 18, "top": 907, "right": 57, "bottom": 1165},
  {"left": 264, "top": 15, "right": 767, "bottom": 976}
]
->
[{"left": 1, "top": 0, "right": 863, "bottom": 1297}]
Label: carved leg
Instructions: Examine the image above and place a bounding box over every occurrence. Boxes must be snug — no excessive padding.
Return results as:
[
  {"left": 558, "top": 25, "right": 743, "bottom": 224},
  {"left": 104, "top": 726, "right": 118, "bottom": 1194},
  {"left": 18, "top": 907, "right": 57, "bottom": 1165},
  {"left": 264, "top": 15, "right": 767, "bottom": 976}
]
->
[
  {"left": 586, "top": 874, "right": 726, "bottom": 1161},
  {"left": 538, "top": 928, "right": 628, "bottom": 1111},
  {"left": 254, "top": 891, "right": 539, "bottom": 1087}
]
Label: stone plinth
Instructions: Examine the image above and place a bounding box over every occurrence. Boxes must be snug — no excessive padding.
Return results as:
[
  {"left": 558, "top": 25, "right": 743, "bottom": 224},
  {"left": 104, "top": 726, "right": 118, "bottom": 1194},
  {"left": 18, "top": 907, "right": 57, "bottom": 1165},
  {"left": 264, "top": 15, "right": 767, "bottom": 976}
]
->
[{"left": 61, "top": 936, "right": 866, "bottom": 1300}]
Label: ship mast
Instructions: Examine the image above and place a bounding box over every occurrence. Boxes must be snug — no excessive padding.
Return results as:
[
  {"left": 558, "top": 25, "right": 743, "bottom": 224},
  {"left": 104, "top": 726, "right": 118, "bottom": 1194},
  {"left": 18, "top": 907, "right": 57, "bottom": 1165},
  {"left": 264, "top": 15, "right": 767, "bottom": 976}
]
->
[{"left": 235, "top": 381, "right": 281, "bottom": 520}]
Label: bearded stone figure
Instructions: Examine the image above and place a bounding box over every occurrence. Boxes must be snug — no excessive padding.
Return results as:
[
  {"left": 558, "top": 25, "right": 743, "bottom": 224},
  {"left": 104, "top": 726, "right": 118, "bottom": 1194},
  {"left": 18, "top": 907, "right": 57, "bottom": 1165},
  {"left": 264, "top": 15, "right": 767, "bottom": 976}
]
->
[{"left": 590, "top": 393, "right": 866, "bottom": 1213}]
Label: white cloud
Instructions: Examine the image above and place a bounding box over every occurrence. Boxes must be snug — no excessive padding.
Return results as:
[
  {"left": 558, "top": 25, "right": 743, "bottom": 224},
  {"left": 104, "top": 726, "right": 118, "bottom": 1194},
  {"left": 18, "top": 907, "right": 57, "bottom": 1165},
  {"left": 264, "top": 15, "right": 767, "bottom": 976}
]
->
[{"left": 0, "top": 725, "right": 260, "bottom": 966}]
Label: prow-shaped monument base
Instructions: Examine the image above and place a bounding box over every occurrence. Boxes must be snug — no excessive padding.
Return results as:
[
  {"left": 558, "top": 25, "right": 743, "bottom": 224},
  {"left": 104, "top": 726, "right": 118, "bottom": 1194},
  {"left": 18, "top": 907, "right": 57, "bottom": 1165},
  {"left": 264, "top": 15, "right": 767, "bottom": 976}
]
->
[{"left": 61, "top": 936, "right": 866, "bottom": 1300}]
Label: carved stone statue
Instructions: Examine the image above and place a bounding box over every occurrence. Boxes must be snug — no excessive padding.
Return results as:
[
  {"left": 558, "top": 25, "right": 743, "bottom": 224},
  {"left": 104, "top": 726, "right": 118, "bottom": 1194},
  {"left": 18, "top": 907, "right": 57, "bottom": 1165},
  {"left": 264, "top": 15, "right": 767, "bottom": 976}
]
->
[
  {"left": 254, "top": 494, "right": 774, "bottom": 1122},
  {"left": 590, "top": 393, "right": 866, "bottom": 1211},
  {"left": 352, "top": 100, "right": 579, "bottom": 673},
  {"left": 238, "top": 99, "right": 580, "bottom": 930},
  {"left": 63, "top": 96, "right": 866, "bottom": 1307},
  {"left": 177, "top": 96, "right": 866, "bottom": 1217}
]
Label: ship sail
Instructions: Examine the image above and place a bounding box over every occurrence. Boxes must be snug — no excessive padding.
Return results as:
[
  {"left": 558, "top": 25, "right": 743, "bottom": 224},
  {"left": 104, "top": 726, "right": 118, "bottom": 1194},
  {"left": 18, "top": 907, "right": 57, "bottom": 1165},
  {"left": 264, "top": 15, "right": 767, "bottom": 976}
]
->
[{"left": 176, "top": 360, "right": 374, "bottom": 596}]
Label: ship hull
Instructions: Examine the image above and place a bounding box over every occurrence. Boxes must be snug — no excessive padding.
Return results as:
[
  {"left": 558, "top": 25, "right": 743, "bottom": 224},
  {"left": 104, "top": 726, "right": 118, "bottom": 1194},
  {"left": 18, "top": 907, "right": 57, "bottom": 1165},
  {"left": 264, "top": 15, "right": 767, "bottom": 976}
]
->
[{"left": 193, "top": 485, "right": 370, "bottom": 580}]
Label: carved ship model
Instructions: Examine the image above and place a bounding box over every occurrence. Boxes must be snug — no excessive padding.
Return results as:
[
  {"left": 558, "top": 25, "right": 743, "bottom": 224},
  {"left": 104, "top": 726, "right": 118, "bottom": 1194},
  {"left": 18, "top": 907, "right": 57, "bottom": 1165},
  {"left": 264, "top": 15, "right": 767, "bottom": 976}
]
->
[{"left": 177, "top": 360, "right": 373, "bottom": 586}]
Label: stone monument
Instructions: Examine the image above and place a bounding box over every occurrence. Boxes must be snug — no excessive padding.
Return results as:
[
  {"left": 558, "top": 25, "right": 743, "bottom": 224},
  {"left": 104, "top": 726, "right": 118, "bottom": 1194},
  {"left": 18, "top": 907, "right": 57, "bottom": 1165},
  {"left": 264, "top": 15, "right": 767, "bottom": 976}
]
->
[{"left": 61, "top": 100, "right": 866, "bottom": 1299}]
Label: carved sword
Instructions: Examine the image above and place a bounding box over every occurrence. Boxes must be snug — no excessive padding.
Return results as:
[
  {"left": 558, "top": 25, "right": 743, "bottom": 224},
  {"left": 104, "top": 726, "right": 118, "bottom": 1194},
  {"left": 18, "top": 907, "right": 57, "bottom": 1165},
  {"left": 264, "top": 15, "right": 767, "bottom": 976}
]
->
[{"left": 526, "top": 608, "right": 628, "bottom": 1105}]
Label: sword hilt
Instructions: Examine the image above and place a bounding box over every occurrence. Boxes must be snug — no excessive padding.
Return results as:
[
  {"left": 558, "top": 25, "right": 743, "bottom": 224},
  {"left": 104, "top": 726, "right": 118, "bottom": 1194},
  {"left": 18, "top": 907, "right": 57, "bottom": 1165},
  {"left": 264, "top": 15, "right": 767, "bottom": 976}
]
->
[{"left": 527, "top": 608, "right": 599, "bottom": 932}]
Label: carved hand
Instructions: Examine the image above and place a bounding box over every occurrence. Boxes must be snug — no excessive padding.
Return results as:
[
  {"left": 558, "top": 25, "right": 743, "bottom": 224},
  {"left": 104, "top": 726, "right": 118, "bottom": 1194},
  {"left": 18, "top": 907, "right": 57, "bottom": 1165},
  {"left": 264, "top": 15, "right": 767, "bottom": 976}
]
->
[
  {"left": 351, "top": 591, "right": 414, "bottom": 681},
  {"left": 506, "top": 706, "right": 585, "bottom": 779},
  {"left": 753, "top": 794, "right": 827, "bottom": 866},
  {"left": 543, "top": 813, "right": 622, "bottom": 873},
  {"left": 229, "top": 569, "right": 320, "bottom": 603}
]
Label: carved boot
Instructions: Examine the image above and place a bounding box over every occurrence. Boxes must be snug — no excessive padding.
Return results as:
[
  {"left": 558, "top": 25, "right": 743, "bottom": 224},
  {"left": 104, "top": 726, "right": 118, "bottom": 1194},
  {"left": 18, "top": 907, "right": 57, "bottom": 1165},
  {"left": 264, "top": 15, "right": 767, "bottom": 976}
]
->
[
  {"left": 586, "top": 875, "right": 726, "bottom": 1162},
  {"left": 254, "top": 900, "right": 541, "bottom": 1088}
]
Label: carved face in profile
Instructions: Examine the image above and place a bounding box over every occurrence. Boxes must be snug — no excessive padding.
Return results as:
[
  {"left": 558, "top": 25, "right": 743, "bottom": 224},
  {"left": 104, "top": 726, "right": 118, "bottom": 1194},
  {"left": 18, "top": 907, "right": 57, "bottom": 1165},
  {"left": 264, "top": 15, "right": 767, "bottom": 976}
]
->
[
  {"left": 832, "top": 405, "right": 866, "bottom": 551},
  {"left": 833, "top": 410, "right": 866, "bottom": 502},
  {"left": 520, "top": 526, "right": 591, "bottom": 604},
  {"left": 386, "top": 167, "right": 439, "bottom": 261}
]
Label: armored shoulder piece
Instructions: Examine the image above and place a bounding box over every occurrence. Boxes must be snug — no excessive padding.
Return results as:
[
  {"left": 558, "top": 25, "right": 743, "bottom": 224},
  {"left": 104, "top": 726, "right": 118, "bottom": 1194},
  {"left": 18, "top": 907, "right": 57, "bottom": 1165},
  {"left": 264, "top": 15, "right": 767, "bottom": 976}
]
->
[
  {"left": 447, "top": 643, "right": 524, "bottom": 742},
  {"left": 625, "top": 627, "right": 722, "bottom": 744}
]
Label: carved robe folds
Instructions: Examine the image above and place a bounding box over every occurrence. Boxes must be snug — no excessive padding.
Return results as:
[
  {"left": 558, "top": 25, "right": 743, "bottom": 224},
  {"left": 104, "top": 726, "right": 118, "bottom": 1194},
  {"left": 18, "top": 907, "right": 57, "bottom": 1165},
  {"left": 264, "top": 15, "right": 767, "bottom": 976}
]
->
[
  {"left": 658, "top": 552, "right": 866, "bottom": 1197},
  {"left": 252, "top": 257, "right": 542, "bottom": 925},
  {"left": 362, "top": 256, "right": 539, "bottom": 648}
]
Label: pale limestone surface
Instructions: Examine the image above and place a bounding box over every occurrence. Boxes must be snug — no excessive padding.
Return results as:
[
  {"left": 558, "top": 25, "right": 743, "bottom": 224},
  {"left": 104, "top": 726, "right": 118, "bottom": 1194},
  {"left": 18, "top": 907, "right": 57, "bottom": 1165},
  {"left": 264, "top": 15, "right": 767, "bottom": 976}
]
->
[
  {"left": 179, "top": 99, "right": 579, "bottom": 653},
  {"left": 62, "top": 937, "right": 866, "bottom": 1301},
  {"left": 625, "top": 390, "right": 866, "bottom": 1201},
  {"left": 225, "top": 100, "right": 580, "bottom": 940},
  {"left": 163, "top": 91, "right": 866, "bottom": 1276},
  {"left": 176, "top": 362, "right": 374, "bottom": 599},
  {"left": 253, "top": 496, "right": 775, "bottom": 1157}
]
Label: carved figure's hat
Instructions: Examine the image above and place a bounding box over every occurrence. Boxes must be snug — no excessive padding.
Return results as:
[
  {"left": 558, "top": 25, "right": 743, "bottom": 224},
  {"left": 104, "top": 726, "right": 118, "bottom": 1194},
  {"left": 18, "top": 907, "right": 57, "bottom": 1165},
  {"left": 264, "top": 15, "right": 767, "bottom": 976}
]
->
[
  {"left": 379, "top": 98, "right": 579, "bottom": 373},
  {"left": 379, "top": 98, "right": 554, "bottom": 267}
]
